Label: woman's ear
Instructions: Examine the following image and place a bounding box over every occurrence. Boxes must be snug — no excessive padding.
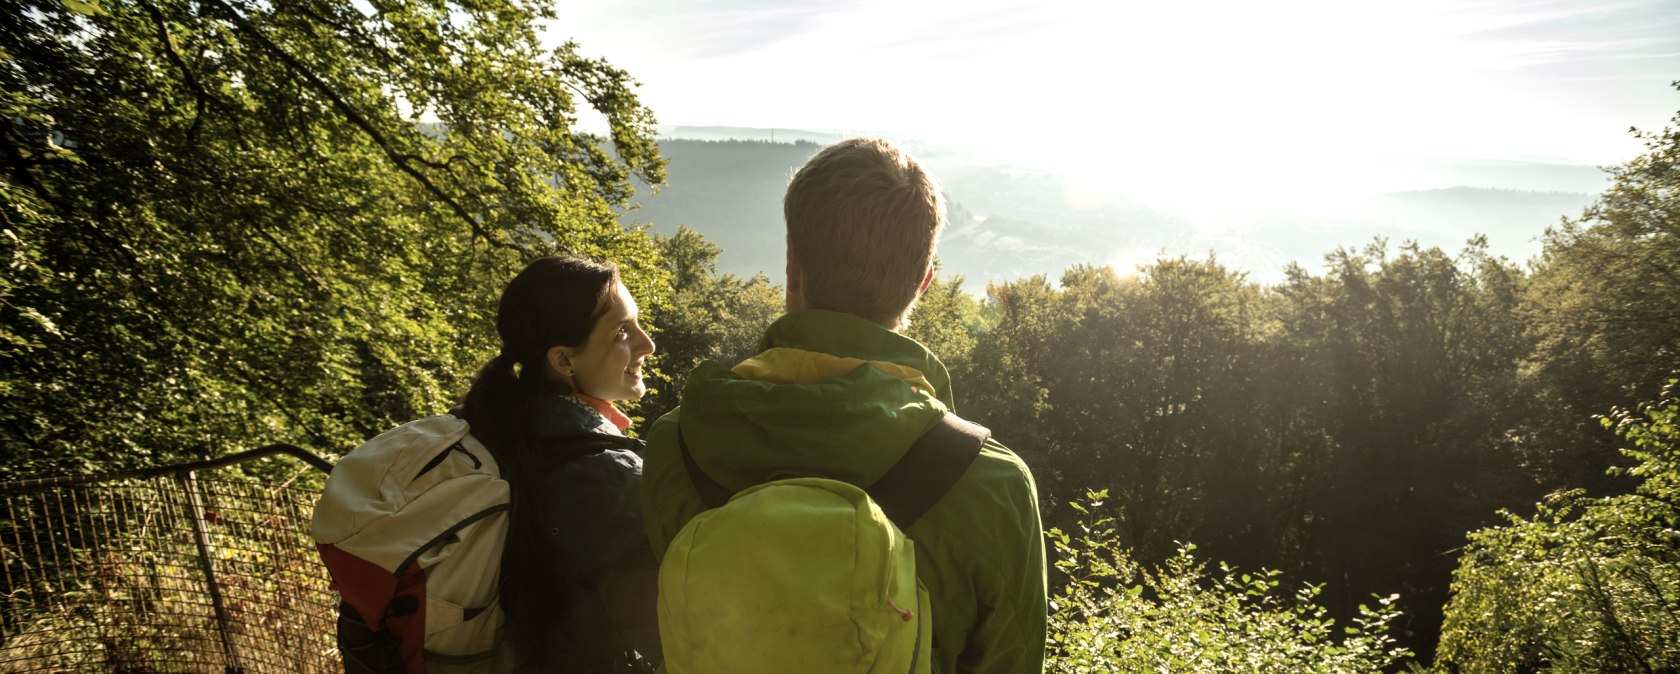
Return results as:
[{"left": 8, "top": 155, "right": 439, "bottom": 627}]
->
[{"left": 545, "top": 345, "right": 576, "bottom": 382}]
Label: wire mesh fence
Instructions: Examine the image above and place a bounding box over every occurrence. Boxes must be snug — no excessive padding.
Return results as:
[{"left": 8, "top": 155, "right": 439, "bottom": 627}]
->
[{"left": 0, "top": 446, "right": 338, "bottom": 674}]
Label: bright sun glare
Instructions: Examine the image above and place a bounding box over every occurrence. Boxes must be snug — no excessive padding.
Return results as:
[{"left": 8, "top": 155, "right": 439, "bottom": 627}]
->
[{"left": 559, "top": 0, "right": 1674, "bottom": 217}]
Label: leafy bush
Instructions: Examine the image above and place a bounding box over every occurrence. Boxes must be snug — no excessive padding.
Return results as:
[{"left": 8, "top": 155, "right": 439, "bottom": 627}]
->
[
  {"left": 1435, "top": 381, "right": 1680, "bottom": 673},
  {"left": 1047, "top": 491, "right": 1413, "bottom": 673}
]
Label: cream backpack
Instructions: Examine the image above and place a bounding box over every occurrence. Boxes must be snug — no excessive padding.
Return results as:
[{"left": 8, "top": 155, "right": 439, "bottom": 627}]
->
[{"left": 312, "top": 415, "right": 509, "bottom": 673}]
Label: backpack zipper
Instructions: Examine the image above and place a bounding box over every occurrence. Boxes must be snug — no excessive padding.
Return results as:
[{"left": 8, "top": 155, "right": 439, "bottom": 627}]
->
[{"left": 412, "top": 440, "right": 481, "bottom": 482}]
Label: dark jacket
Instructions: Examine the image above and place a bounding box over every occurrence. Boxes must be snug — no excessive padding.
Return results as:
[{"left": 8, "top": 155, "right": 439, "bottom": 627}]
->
[{"left": 515, "top": 393, "right": 660, "bottom": 672}]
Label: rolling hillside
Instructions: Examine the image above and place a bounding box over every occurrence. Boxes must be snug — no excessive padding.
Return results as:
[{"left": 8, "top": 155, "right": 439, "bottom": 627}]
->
[{"left": 623, "top": 135, "right": 1600, "bottom": 290}]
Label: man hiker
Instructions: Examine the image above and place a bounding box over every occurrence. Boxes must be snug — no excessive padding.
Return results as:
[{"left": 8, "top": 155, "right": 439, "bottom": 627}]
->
[{"left": 642, "top": 137, "right": 1048, "bottom": 673}]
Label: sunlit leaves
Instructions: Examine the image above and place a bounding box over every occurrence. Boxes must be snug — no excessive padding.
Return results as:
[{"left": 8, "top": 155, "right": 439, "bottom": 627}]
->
[
  {"left": 1437, "top": 382, "right": 1680, "bottom": 673},
  {"left": 0, "top": 0, "right": 665, "bottom": 476},
  {"left": 1046, "top": 491, "right": 1412, "bottom": 673}
]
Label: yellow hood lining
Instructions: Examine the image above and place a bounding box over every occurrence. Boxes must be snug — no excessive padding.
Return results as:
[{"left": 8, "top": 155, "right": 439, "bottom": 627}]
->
[{"left": 732, "top": 348, "right": 937, "bottom": 398}]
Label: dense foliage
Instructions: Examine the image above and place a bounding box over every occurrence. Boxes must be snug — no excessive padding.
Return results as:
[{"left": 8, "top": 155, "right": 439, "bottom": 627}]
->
[
  {"left": 0, "top": 0, "right": 667, "bottom": 477},
  {"left": 913, "top": 243, "right": 1538, "bottom": 660},
  {"left": 1435, "top": 383, "right": 1680, "bottom": 673},
  {"left": 1047, "top": 491, "right": 1412, "bottom": 673}
]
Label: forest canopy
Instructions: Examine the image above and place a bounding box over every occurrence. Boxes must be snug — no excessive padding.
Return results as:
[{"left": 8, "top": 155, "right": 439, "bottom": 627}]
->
[{"left": 1, "top": 0, "right": 668, "bottom": 478}]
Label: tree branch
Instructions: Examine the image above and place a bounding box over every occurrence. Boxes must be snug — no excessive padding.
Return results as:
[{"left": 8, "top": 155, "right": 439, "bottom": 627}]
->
[
  {"left": 198, "top": 0, "right": 519, "bottom": 251},
  {"left": 250, "top": 221, "right": 332, "bottom": 296},
  {"left": 137, "top": 0, "right": 211, "bottom": 145}
]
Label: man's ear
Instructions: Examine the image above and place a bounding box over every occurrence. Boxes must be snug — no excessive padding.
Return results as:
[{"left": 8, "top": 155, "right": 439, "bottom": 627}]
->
[
  {"left": 917, "top": 266, "right": 934, "bottom": 296},
  {"left": 785, "top": 241, "right": 805, "bottom": 311}
]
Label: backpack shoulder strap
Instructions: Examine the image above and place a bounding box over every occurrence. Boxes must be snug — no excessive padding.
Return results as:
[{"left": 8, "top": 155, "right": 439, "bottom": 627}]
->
[
  {"left": 678, "top": 428, "right": 735, "bottom": 509},
  {"left": 677, "top": 413, "right": 991, "bottom": 528},
  {"left": 867, "top": 413, "right": 989, "bottom": 529}
]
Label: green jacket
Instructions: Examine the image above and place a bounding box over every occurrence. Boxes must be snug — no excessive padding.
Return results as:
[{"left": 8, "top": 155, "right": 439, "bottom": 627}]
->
[{"left": 643, "top": 310, "right": 1047, "bottom": 674}]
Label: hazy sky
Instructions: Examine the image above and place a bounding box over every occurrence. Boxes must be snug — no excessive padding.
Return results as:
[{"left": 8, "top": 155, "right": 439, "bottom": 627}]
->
[{"left": 550, "top": 0, "right": 1678, "bottom": 210}]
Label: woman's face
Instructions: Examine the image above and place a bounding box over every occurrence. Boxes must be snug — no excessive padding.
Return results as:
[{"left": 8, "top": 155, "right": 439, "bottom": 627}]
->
[{"left": 559, "top": 280, "right": 655, "bottom": 401}]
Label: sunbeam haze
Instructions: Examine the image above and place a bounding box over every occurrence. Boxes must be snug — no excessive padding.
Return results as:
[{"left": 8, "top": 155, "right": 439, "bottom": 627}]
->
[{"left": 552, "top": 0, "right": 1680, "bottom": 284}]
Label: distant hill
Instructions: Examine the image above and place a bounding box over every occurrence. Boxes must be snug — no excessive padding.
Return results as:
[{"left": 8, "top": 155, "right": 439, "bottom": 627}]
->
[
  {"left": 1362, "top": 187, "right": 1594, "bottom": 243},
  {"left": 625, "top": 139, "right": 822, "bottom": 283},
  {"left": 657, "top": 125, "right": 845, "bottom": 145},
  {"left": 623, "top": 138, "right": 1602, "bottom": 291},
  {"left": 624, "top": 139, "right": 1189, "bottom": 290},
  {"left": 1382, "top": 156, "right": 1610, "bottom": 195}
]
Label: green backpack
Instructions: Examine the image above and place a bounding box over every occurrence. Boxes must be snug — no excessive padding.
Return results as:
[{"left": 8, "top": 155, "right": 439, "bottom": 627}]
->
[{"left": 658, "top": 414, "right": 988, "bottom": 674}]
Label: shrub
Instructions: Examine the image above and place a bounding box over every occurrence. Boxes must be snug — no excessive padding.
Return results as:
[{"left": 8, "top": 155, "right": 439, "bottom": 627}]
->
[
  {"left": 1435, "top": 382, "right": 1680, "bottom": 673},
  {"left": 1047, "top": 490, "right": 1412, "bottom": 673}
]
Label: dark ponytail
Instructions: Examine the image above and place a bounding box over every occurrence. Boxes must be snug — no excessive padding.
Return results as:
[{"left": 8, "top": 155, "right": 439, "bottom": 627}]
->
[{"left": 458, "top": 254, "right": 619, "bottom": 672}]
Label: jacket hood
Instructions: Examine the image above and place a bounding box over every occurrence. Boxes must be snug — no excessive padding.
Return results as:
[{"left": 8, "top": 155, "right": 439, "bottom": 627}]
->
[{"left": 676, "top": 310, "right": 955, "bottom": 491}]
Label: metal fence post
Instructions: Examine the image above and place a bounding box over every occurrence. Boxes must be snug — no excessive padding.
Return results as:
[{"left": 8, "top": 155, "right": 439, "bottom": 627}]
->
[{"left": 178, "top": 469, "right": 245, "bottom": 674}]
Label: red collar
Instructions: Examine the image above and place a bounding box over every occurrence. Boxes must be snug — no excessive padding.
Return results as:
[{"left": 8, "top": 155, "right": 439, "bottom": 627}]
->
[{"left": 571, "top": 393, "right": 631, "bottom": 431}]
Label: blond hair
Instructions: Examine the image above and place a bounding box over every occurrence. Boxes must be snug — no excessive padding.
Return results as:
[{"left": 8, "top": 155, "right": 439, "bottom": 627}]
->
[{"left": 783, "top": 137, "right": 945, "bottom": 327}]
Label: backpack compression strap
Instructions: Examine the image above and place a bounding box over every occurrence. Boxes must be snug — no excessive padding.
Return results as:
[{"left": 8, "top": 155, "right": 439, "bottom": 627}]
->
[{"left": 678, "top": 413, "right": 991, "bottom": 529}]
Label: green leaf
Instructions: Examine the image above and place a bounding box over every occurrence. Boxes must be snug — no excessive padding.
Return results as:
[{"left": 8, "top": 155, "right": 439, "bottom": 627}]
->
[{"left": 59, "top": 0, "right": 105, "bottom": 15}]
